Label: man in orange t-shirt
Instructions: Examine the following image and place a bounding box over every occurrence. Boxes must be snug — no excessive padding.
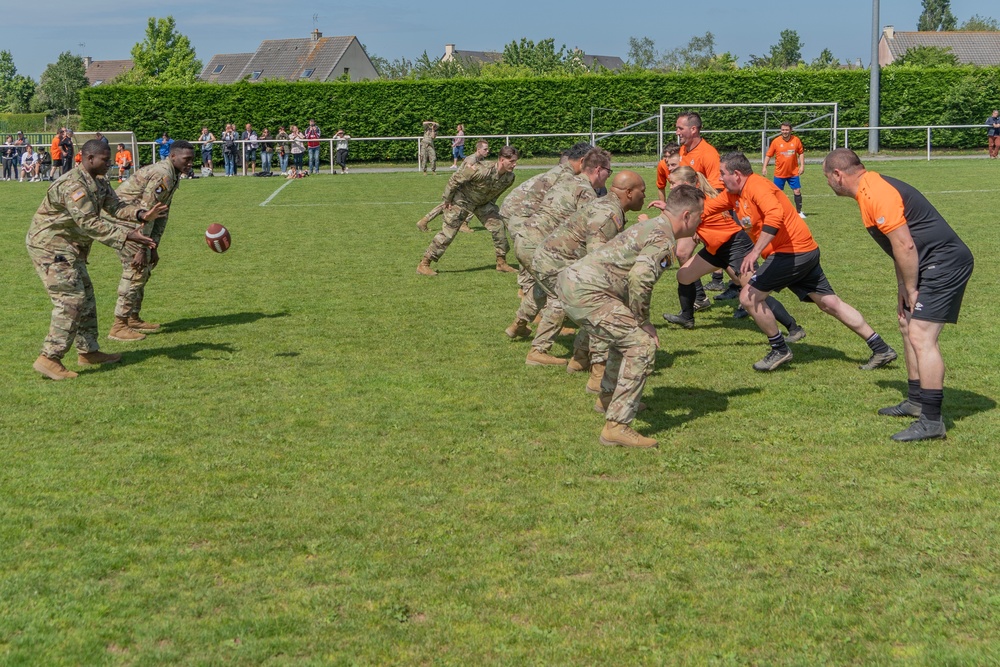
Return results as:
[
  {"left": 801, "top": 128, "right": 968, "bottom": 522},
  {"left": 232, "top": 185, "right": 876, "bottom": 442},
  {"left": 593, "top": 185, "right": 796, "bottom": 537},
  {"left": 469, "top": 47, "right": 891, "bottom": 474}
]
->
[
  {"left": 49, "top": 130, "right": 63, "bottom": 181},
  {"left": 823, "top": 148, "right": 974, "bottom": 441},
  {"left": 762, "top": 123, "right": 806, "bottom": 218},
  {"left": 705, "top": 151, "right": 896, "bottom": 372},
  {"left": 115, "top": 144, "right": 133, "bottom": 181}
]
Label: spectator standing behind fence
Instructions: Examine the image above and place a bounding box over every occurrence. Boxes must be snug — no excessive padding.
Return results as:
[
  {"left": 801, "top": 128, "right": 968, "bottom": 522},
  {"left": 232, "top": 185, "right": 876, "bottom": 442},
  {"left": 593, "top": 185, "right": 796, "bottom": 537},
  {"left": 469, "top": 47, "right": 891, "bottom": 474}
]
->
[
  {"left": 289, "top": 125, "right": 305, "bottom": 172},
  {"left": 419, "top": 120, "right": 439, "bottom": 174},
  {"left": 199, "top": 126, "right": 215, "bottom": 174},
  {"left": 156, "top": 132, "right": 174, "bottom": 161},
  {"left": 260, "top": 128, "right": 273, "bottom": 174},
  {"left": 60, "top": 130, "right": 75, "bottom": 174},
  {"left": 222, "top": 124, "right": 238, "bottom": 176},
  {"left": 243, "top": 123, "right": 258, "bottom": 174},
  {"left": 987, "top": 110, "right": 1000, "bottom": 159},
  {"left": 451, "top": 124, "right": 465, "bottom": 169},
  {"left": 50, "top": 130, "right": 64, "bottom": 181},
  {"left": 2, "top": 135, "right": 17, "bottom": 180},
  {"left": 115, "top": 143, "right": 133, "bottom": 181},
  {"left": 334, "top": 129, "right": 350, "bottom": 173},
  {"left": 305, "top": 119, "right": 321, "bottom": 174},
  {"left": 276, "top": 126, "right": 290, "bottom": 174}
]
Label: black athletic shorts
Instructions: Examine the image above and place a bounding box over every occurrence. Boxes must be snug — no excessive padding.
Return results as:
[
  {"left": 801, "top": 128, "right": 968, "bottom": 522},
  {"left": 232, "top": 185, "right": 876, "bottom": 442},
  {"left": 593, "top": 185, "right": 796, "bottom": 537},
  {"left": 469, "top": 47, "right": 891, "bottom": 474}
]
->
[
  {"left": 749, "top": 249, "right": 835, "bottom": 302},
  {"left": 698, "top": 230, "right": 754, "bottom": 273},
  {"left": 912, "top": 260, "right": 974, "bottom": 324}
]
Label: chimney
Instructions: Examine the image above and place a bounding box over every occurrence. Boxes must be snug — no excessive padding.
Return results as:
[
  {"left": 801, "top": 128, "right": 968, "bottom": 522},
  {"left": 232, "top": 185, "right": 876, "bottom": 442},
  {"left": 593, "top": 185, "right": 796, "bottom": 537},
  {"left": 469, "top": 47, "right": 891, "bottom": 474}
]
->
[
  {"left": 311, "top": 29, "right": 322, "bottom": 41},
  {"left": 83, "top": 56, "right": 93, "bottom": 69},
  {"left": 884, "top": 25, "right": 894, "bottom": 39},
  {"left": 444, "top": 44, "right": 455, "bottom": 59}
]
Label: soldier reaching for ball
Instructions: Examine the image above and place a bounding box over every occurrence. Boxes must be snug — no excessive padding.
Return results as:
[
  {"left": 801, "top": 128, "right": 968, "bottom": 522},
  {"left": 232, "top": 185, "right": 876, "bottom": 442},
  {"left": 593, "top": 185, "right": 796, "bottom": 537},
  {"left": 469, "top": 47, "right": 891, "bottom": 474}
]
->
[{"left": 27, "top": 139, "right": 165, "bottom": 381}]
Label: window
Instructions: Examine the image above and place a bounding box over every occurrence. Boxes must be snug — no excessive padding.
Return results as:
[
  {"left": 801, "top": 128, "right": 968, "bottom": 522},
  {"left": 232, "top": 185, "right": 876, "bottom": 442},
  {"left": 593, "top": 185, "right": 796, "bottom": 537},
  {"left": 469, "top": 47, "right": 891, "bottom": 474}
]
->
[
  {"left": 302, "top": 68, "right": 314, "bottom": 78},
  {"left": 213, "top": 64, "right": 225, "bottom": 74},
  {"left": 251, "top": 71, "right": 262, "bottom": 80},
  {"left": 92, "top": 80, "right": 103, "bottom": 86},
  {"left": 343, "top": 67, "right": 350, "bottom": 77}
]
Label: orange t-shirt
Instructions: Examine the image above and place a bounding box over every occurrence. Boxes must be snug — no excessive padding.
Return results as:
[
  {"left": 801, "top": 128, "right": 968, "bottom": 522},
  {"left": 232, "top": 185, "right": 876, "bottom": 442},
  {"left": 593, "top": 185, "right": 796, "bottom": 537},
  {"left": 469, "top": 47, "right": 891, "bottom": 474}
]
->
[
  {"left": 766, "top": 135, "right": 803, "bottom": 179},
  {"left": 679, "top": 138, "right": 722, "bottom": 190},
  {"left": 115, "top": 150, "right": 132, "bottom": 167},
  {"left": 50, "top": 136, "right": 62, "bottom": 161},
  {"left": 705, "top": 174, "right": 817, "bottom": 257},
  {"left": 698, "top": 202, "right": 742, "bottom": 255},
  {"left": 74, "top": 152, "right": 81, "bottom": 163},
  {"left": 656, "top": 158, "right": 670, "bottom": 192}
]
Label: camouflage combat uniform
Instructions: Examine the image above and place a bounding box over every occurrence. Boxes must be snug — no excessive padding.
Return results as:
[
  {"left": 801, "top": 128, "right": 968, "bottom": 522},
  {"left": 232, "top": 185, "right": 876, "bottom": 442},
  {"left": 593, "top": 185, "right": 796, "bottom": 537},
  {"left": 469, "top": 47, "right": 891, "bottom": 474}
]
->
[
  {"left": 26, "top": 167, "right": 145, "bottom": 361},
  {"left": 514, "top": 172, "right": 597, "bottom": 353},
  {"left": 420, "top": 152, "right": 488, "bottom": 226},
  {"left": 105, "top": 159, "right": 179, "bottom": 319},
  {"left": 557, "top": 217, "right": 677, "bottom": 425},
  {"left": 501, "top": 163, "right": 573, "bottom": 304},
  {"left": 419, "top": 122, "right": 438, "bottom": 174},
  {"left": 422, "top": 160, "right": 515, "bottom": 265},
  {"left": 532, "top": 194, "right": 627, "bottom": 363}
]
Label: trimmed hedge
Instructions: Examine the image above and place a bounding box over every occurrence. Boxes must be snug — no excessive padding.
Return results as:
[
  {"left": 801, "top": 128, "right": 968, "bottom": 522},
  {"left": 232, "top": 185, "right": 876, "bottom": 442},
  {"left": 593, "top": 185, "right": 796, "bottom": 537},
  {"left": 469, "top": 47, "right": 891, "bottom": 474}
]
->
[{"left": 79, "top": 67, "right": 1000, "bottom": 160}]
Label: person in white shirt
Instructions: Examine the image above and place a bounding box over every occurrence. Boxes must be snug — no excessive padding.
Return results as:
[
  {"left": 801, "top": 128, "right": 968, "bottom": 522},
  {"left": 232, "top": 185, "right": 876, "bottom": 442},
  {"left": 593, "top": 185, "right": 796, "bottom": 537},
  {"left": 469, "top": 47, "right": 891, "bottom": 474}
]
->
[
  {"left": 20, "top": 145, "right": 40, "bottom": 181},
  {"left": 334, "top": 129, "right": 350, "bottom": 174}
]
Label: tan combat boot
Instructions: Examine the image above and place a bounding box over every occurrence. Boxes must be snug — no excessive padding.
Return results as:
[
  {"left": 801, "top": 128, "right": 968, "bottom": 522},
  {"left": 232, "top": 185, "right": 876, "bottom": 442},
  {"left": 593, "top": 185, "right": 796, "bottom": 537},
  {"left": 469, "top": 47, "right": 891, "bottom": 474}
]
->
[
  {"left": 108, "top": 316, "right": 146, "bottom": 342},
  {"left": 458, "top": 222, "right": 473, "bottom": 233},
  {"left": 416, "top": 257, "right": 437, "bottom": 276},
  {"left": 505, "top": 318, "right": 532, "bottom": 339},
  {"left": 585, "top": 362, "right": 606, "bottom": 394},
  {"left": 525, "top": 350, "right": 568, "bottom": 366},
  {"left": 593, "top": 392, "right": 646, "bottom": 414},
  {"left": 599, "top": 421, "right": 658, "bottom": 448},
  {"left": 495, "top": 257, "right": 517, "bottom": 273},
  {"left": 33, "top": 355, "right": 78, "bottom": 380},
  {"left": 128, "top": 315, "right": 160, "bottom": 331},
  {"left": 558, "top": 326, "right": 577, "bottom": 336},
  {"left": 416, "top": 217, "right": 430, "bottom": 232},
  {"left": 78, "top": 350, "right": 123, "bottom": 365},
  {"left": 566, "top": 348, "right": 590, "bottom": 373}
]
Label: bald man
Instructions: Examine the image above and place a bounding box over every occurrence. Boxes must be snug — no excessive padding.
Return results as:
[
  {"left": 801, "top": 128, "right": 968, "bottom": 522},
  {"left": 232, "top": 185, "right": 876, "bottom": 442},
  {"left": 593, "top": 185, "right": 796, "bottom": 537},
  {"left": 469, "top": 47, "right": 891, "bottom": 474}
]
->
[{"left": 823, "top": 148, "right": 974, "bottom": 442}]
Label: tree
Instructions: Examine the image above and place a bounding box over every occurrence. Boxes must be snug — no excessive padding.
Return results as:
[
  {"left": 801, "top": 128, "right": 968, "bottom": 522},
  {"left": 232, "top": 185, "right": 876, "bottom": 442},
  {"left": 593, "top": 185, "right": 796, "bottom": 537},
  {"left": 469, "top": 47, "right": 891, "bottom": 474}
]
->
[
  {"left": 892, "top": 45, "right": 960, "bottom": 66},
  {"left": 959, "top": 14, "right": 1000, "bottom": 30},
  {"left": 917, "top": 0, "right": 958, "bottom": 31},
  {"left": 662, "top": 32, "right": 718, "bottom": 70},
  {"left": 37, "top": 51, "right": 87, "bottom": 120},
  {"left": 500, "top": 38, "right": 569, "bottom": 75},
  {"left": 770, "top": 30, "right": 804, "bottom": 68},
  {"left": 122, "top": 16, "right": 202, "bottom": 85},
  {"left": 808, "top": 48, "right": 841, "bottom": 70},
  {"left": 627, "top": 36, "right": 659, "bottom": 69},
  {"left": 0, "top": 50, "right": 35, "bottom": 112}
]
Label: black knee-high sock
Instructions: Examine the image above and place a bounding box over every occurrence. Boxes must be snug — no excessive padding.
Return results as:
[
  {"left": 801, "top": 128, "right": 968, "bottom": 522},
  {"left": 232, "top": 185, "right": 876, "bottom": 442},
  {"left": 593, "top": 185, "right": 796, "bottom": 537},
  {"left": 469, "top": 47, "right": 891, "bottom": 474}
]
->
[
  {"left": 677, "top": 282, "right": 697, "bottom": 319},
  {"left": 794, "top": 193, "right": 803, "bottom": 212},
  {"left": 865, "top": 332, "right": 890, "bottom": 354},
  {"left": 907, "top": 379, "right": 921, "bottom": 404},
  {"left": 768, "top": 332, "right": 788, "bottom": 352},
  {"left": 765, "top": 296, "right": 796, "bottom": 329},
  {"left": 920, "top": 388, "right": 943, "bottom": 422},
  {"left": 694, "top": 279, "right": 706, "bottom": 302}
]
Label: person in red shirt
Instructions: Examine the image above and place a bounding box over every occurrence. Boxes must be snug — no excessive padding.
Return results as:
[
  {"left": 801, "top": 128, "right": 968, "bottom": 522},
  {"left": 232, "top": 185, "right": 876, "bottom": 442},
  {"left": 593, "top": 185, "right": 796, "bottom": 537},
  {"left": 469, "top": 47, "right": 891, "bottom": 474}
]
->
[
  {"left": 705, "top": 151, "right": 896, "bottom": 372},
  {"left": 762, "top": 122, "right": 806, "bottom": 218},
  {"left": 823, "top": 148, "right": 974, "bottom": 442}
]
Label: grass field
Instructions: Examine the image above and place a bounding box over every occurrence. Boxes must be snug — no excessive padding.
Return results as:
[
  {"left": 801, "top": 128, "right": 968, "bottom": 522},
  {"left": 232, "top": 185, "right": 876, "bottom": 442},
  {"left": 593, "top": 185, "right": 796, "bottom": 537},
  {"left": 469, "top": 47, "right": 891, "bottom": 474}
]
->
[{"left": 1, "top": 160, "right": 999, "bottom": 664}]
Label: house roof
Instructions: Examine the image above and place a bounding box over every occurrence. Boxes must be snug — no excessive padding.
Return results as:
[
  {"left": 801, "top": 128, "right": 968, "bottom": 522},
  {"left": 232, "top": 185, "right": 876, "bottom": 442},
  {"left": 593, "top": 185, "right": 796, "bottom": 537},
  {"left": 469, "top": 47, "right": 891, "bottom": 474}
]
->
[
  {"left": 440, "top": 45, "right": 625, "bottom": 71},
  {"left": 85, "top": 60, "right": 133, "bottom": 85},
  {"left": 880, "top": 30, "right": 1000, "bottom": 66},
  {"left": 576, "top": 54, "right": 626, "bottom": 71},
  {"left": 200, "top": 53, "right": 254, "bottom": 84},
  {"left": 200, "top": 33, "right": 372, "bottom": 83},
  {"left": 444, "top": 49, "right": 503, "bottom": 65}
]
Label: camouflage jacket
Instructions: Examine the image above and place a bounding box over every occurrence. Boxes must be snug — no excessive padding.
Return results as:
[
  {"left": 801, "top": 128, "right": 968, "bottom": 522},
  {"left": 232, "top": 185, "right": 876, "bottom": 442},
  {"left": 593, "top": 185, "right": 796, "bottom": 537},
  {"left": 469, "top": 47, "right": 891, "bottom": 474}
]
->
[
  {"left": 521, "top": 172, "right": 597, "bottom": 243},
  {"left": 501, "top": 163, "right": 572, "bottom": 237},
  {"left": 532, "top": 194, "right": 626, "bottom": 278},
  {"left": 109, "top": 159, "right": 179, "bottom": 244},
  {"left": 421, "top": 121, "right": 439, "bottom": 146},
  {"left": 26, "top": 166, "right": 141, "bottom": 259},
  {"left": 559, "top": 216, "right": 677, "bottom": 326},
  {"left": 442, "top": 160, "right": 515, "bottom": 210}
]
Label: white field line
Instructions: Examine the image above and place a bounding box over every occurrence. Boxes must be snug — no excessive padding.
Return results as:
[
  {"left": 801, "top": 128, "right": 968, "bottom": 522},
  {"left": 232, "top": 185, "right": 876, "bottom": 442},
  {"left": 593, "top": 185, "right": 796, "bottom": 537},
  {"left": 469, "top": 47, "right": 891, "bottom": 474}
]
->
[
  {"left": 265, "top": 201, "right": 441, "bottom": 207},
  {"left": 259, "top": 179, "right": 295, "bottom": 207}
]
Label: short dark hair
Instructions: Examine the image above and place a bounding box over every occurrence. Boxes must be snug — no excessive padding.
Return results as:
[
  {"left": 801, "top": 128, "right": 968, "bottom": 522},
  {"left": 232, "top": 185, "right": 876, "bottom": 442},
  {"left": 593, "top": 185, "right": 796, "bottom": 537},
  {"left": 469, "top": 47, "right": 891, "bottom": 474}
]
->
[
  {"left": 170, "top": 139, "right": 195, "bottom": 153},
  {"left": 582, "top": 147, "right": 611, "bottom": 171},
  {"left": 823, "top": 148, "right": 864, "bottom": 173},
  {"left": 81, "top": 139, "right": 109, "bottom": 157},
  {"left": 720, "top": 151, "right": 753, "bottom": 177},
  {"left": 498, "top": 145, "right": 519, "bottom": 160},
  {"left": 662, "top": 142, "right": 680, "bottom": 157},
  {"left": 678, "top": 112, "right": 703, "bottom": 129},
  {"left": 566, "top": 141, "right": 592, "bottom": 160},
  {"left": 663, "top": 183, "right": 706, "bottom": 215},
  {"left": 780, "top": 122, "right": 792, "bottom": 130}
]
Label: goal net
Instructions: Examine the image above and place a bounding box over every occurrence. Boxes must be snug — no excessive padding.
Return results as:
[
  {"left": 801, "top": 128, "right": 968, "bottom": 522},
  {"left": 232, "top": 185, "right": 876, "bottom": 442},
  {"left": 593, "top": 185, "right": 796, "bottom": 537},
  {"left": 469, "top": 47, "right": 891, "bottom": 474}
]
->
[
  {"left": 589, "top": 106, "right": 660, "bottom": 156},
  {"left": 658, "top": 103, "right": 838, "bottom": 161},
  {"left": 72, "top": 130, "right": 138, "bottom": 166}
]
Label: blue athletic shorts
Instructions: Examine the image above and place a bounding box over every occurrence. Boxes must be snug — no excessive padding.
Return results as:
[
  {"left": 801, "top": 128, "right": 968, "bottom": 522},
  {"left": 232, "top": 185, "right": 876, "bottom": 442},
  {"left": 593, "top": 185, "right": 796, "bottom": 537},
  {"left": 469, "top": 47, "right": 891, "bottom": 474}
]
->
[{"left": 773, "top": 175, "right": 801, "bottom": 190}]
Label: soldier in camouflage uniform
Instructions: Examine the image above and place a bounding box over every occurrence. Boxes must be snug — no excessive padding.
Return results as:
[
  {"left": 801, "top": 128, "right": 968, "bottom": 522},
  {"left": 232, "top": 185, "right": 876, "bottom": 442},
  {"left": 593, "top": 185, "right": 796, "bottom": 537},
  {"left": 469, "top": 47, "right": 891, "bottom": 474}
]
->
[
  {"left": 26, "top": 139, "right": 165, "bottom": 381},
  {"left": 558, "top": 184, "right": 705, "bottom": 448},
  {"left": 417, "top": 145, "right": 519, "bottom": 275},
  {"left": 418, "top": 121, "right": 439, "bottom": 174},
  {"left": 533, "top": 170, "right": 648, "bottom": 389},
  {"left": 104, "top": 140, "right": 194, "bottom": 342},
  {"left": 515, "top": 147, "right": 611, "bottom": 367},
  {"left": 417, "top": 139, "right": 490, "bottom": 232},
  {"left": 502, "top": 142, "right": 591, "bottom": 339}
]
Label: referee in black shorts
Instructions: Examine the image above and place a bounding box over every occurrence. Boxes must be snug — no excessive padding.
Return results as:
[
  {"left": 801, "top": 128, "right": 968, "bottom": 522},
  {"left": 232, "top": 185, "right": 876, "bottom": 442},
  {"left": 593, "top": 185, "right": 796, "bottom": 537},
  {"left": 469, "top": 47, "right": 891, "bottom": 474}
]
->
[{"left": 823, "top": 148, "right": 975, "bottom": 442}]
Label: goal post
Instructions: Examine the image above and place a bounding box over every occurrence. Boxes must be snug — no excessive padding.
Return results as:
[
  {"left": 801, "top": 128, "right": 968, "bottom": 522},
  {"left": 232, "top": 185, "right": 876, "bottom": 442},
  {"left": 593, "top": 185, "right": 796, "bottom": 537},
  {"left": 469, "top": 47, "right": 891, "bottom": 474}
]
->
[
  {"left": 72, "top": 130, "right": 138, "bottom": 165},
  {"left": 658, "top": 102, "right": 838, "bottom": 162}
]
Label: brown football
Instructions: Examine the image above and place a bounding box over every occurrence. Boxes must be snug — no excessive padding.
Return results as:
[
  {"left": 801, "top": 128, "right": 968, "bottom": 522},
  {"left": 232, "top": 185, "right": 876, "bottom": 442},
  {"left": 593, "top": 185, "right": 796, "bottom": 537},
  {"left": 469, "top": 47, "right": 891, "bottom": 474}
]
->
[{"left": 205, "top": 224, "right": 231, "bottom": 253}]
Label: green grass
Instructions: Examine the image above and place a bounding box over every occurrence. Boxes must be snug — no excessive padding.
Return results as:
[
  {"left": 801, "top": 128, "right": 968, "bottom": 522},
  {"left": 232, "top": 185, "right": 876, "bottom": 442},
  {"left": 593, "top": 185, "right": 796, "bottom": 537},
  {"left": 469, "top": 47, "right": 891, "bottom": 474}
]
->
[{"left": 1, "top": 160, "right": 998, "bottom": 664}]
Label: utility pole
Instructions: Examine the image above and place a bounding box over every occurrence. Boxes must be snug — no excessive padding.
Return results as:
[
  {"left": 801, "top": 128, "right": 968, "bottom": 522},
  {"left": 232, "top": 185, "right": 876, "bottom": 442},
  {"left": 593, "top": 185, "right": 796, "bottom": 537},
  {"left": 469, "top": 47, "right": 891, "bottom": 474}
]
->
[{"left": 869, "top": 0, "right": 880, "bottom": 153}]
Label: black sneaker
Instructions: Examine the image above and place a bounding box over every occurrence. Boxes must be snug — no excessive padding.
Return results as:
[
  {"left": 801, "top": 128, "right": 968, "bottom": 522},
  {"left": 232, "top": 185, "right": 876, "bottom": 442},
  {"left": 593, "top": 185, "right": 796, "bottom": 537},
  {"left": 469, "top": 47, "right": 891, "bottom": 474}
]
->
[
  {"left": 878, "top": 399, "right": 921, "bottom": 417},
  {"left": 890, "top": 416, "right": 946, "bottom": 442},
  {"left": 663, "top": 313, "right": 694, "bottom": 329},
  {"left": 753, "top": 347, "right": 793, "bottom": 371},
  {"left": 693, "top": 297, "right": 712, "bottom": 312},
  {"left": 705, "top": 277, "right": 726, "bottom": 291},
  {"left": 733, "top": 306, "right": 749, "bottom": 319},
  {"left": 860, "top": 348, "right": 898, "bottom": 370},
  {"left": 715, "top": 284, "right": 741, "bottom": 300},
  {"left": 785, "top": 325, "right": 806, "bottom": 343}
]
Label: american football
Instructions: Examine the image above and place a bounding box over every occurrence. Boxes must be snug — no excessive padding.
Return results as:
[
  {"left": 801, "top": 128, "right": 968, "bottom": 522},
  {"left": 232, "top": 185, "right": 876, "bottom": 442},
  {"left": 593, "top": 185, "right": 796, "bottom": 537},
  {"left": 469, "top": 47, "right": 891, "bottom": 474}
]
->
[{"left": 205, "top": 223, "right": 231, "bottom": 253}]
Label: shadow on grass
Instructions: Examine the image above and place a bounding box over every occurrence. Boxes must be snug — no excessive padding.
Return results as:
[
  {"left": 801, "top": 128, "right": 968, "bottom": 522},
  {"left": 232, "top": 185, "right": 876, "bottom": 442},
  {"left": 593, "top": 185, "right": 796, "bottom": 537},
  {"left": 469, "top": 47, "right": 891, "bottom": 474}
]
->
[
  {"left": 875, "top": 379, "right": 996, "bottom": 424},
  {"left": 438, "top": 264, "right": 516, "bottom": 274},
  {"left": 644, "top": 385, "right": 763, "bottom": 430},
  {"left": 164, "top": 311, "right": 290, "bottom": 332},
  {"left": 652, "top": 348, "right": 700, "bottom": 369},
  {"left": 81, "top": 342, "right": 237, "bottom": 374}
]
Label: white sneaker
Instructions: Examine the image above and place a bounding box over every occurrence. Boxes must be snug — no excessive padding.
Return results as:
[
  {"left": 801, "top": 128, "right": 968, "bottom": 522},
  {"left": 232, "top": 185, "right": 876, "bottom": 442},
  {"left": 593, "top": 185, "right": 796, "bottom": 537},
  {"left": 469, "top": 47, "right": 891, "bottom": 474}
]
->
[{"left": 798, "top": 211, "right": 807, "bottom": 219}]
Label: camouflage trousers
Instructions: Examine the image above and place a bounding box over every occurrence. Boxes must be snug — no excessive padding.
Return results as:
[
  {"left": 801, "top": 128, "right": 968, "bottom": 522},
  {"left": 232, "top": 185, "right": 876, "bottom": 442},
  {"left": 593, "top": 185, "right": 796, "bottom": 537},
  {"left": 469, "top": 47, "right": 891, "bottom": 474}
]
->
[
  {"left": 27, "top": 246, "right": 102, "bottom": 361},
  {"left": 115, "top": 240, "right": 153, "bottom": 318},
  {"left": 564, "top": 297, "right": 657, "bottom": 425},
  {"left": 537, "top": 269, "right": 609, "bottom": 364},
  {"left": 418, "top": 142, "right": 436, "bottom": 173},
  {"left": 513, "top": 234, "right": 543, "bottom": 321},
  {"left": 424, "top": 202, "right": 508, "bottom": 263}
]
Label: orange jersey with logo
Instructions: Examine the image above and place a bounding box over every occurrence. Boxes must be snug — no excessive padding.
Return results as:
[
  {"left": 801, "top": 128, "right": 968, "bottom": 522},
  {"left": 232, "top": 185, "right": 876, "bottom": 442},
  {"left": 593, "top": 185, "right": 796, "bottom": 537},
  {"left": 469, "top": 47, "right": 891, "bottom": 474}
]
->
[
  {"left": 655, "top": 158, "right": 670, "bottom": 191},
  {"left": 50, "top": 136, "right": 62, "bottom": 161},
  {"left": 679, "top": 138, "right": 722, "bottom": 190},
  {"left": 115, "top": 150, "right": 132, "bottom": 167},
  {"left": 705, "top": 174, "right": 817, "bottom": 257},
  {"left": 765, "top": 135, "right": 803, "bottom": 179},
  {"left": 698, "top": 201, "right": 742, "bottom": 255}
]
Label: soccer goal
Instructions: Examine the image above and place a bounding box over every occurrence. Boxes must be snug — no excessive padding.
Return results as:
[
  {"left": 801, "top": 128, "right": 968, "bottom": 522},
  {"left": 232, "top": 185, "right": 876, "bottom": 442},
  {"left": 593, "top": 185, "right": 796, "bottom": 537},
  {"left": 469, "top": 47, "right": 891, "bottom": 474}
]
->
[
  {"left": 589, "top": 107, "right": 661, "bottom": 156},
  {"left": 72, "top": 131, "right": 138, "bottom": 169},
  {"left": 658, "top": 102, "right": 838, "bottom": 161}
]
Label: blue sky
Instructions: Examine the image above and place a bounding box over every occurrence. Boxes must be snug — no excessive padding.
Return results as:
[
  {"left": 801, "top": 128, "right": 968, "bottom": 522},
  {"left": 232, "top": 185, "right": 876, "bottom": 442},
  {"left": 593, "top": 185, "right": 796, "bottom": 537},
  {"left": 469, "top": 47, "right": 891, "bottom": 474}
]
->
[{"left": 8, "top": 0, "right": 989, "bottom": 80}]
